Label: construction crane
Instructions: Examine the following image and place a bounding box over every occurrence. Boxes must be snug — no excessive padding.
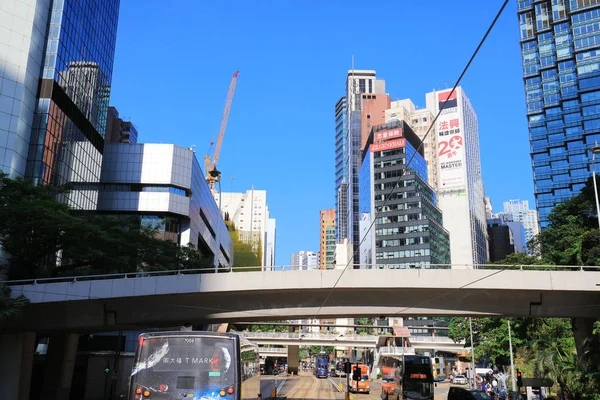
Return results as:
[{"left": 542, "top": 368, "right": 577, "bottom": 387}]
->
[{"left": 205, "top": 71, "right": 239, "bottom": 192}]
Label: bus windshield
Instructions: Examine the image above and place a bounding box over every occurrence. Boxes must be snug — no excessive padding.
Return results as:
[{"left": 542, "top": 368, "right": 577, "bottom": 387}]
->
[{"left": 129, "top": 335, "right": 237, "bottom": 399}]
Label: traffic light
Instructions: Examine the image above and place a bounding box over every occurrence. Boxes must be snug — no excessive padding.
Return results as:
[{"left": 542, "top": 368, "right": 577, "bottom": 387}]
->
[
  {"left": 352, "top": 366, "right": 361, "bottom": 381},
  {"left": 104, "top": 367, "right": 110, "bottom": 374},
  {"left": 344, "top": 361, "right": 351, "bottom": 374},
  {"left": 516, "top": 369, "right": 523, "bottom": 388}
]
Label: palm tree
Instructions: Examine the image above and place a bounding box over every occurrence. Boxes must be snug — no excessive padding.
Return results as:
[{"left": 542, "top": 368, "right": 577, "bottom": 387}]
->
[{"left": 0, "top": 283, "right": 28, "bottom": 327}]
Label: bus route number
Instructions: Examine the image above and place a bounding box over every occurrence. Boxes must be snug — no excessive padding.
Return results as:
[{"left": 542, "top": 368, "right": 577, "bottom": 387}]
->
[{"left": 183, "top": 338, "right": 195, "bottom": 344}]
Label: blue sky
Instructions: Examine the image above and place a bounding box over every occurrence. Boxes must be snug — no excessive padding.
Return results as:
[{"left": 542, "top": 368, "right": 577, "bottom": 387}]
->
[{"left": 110, "top": 0, "right": 530, "bottom": 266}]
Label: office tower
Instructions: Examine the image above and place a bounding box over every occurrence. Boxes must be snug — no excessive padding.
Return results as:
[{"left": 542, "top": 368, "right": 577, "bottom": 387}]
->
[
  {"left": 334, "top": 97, "right": 348, "bottom": 242},
  {"left": 105, "top": 106, "right": 138, "bottom": 144},
  {"left": 359, "top": 120, "right": 451, "bottom": 268},
  {"left": 98, "top": 144, "right": 233, "bottom": 268},
  {"left": 487, "top": 218, "right": 516, "bottom": 262},
  {"left": 386, "top": 99, "right": 439, "bottom": 191},
  {"left": 337, "top": 70, "right": 387, "bottom": 259},
  {"left": 24, "top": 1, "right": 118, "bottom": 209},
  {"left": 216, "top": 188, "right": 276, "bottom": 267},
  {"left": 518, "top": 1, "right": 600, "bottom": 226},
  {"left": 291, "top": 250, "right": 318, "bottom": 270},
  {"left": 426, "top": 87, "right": 488, "bottom": 268},
  {"left": 319, "top": 209, "right": 336, "bottom": 269},
  {"left": 500, "top": 199, "right": 539, "bottom": 254}
]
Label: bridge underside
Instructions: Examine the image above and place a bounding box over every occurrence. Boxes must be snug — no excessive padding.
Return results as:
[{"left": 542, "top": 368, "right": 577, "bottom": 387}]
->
[{"left": 9, "top": 284, "right": 600, "bottom": 333}]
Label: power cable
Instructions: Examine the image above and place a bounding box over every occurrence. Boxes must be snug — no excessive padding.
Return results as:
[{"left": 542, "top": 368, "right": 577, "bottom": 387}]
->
[{"left": 315, "top": 0, "right": 510, "bottom": 319}]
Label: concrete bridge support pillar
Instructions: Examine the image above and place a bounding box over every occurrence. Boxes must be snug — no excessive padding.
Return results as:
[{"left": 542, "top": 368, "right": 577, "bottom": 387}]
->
[
  {"left": 287, "top": 345, "right": 299, "bottom": 375},
  {"left": 40, "top": 333, "right": 79, "bottom": 400},
  {"left": 572, "top": 318, "right": 598, "bottom": 358},
  {"left": 0, "top": 332, "right": 36, "bottom": 400}
]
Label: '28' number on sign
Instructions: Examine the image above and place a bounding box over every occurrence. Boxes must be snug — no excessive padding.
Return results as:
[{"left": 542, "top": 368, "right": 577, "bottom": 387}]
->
[{"left": 438, "top": 135, "right": 463, "bottom": 157}]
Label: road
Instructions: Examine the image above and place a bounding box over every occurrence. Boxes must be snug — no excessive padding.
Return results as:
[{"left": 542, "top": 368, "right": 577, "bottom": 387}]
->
[{"left": 261, "top": 372, "right": 459, "bottom": 400}]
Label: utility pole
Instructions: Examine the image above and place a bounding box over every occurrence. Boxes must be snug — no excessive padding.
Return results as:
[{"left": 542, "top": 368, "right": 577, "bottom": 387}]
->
[
  {"left": 469, "top": 317, "right": 476, "bottom": 389},
  {"left": 508, "top": 320, "right": 516, "bottom": 392}
]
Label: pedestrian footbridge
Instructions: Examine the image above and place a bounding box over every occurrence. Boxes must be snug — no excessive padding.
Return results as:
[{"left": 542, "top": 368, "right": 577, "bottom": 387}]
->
[{"left": 5, "top": 265, "right": 600, "bottom": 332}]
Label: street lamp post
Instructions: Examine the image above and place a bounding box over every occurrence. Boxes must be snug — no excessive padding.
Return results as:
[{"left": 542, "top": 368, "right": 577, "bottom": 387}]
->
[
  {"left": 210, "top": 169, "right": 222, "bottom": 273},
  {"left": 590, "top": 141, "right": 600, "bottom": 229},
  {"left": 469, "top": 317, "right": 476, "bottom": 389}
]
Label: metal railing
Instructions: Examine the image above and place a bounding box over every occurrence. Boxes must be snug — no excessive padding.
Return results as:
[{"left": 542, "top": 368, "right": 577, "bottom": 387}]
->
[
  {"left": 2, "top": 263, "right": 598, "bottom": 286},
  {"left": 258, "top": 347, "right": 287, "bottom": 353},
  {"left": 237, "top": 332, "right": 380, "bottom": 341},
  {"left": 408, "top": 336, "right": 463, "bottom": 344},
  {"left": 378, "top": 346, "right": 416, "bottom": 356}
]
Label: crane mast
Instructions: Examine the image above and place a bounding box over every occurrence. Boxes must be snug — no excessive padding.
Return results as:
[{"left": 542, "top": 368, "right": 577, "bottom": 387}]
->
[{"left": 205, "top": 70, "right": 239, "bottom": 192}]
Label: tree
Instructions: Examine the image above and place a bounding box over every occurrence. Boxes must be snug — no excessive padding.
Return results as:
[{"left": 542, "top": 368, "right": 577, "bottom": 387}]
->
[
  {"left": 535, "top": 176, "right": 600, "bottom": 266},
  {"left": 355, "top": 318, "right": 374, "bottom": 334},
  {"left": 309, "top": 346, "right": 334, "bottom": 357},
  {"left": 0, "top": 283, "right": 28, "bottom": 328},
  {"left": 492, "top": 252, "right": 545, "bottom": 266},
  {"left": 0, "top": 173, "right": 213, "bottom": 279},
  {"left": 226, "top": 221, "right": 261, "bottom": 270}
]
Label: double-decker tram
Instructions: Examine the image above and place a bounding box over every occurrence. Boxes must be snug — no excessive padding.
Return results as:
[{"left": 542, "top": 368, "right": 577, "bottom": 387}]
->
[{"left": 127, "top": 331, "right": 260, "bottom": 400}]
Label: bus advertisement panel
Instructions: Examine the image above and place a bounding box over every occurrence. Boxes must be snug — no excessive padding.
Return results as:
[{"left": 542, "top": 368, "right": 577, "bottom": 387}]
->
[{"left": 127, "top": 332, "right": 260, "bottom": 400}]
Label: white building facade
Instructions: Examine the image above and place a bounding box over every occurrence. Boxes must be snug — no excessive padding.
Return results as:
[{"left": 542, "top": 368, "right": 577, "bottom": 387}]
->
[
  {"left": 216, "top": 188, "right": 276, "bottom": 267},
  {"left": 291, "top": 250, "right": 318, "bottom": 270},
  {"left": 385, "top": 99, "right": 438, "bottom": 192},
  {"left": 425, "top": 87, "right": 488, "bottom": 268},
  {"left": 500, "top": 199, "right": 539, "bottom": 255}
]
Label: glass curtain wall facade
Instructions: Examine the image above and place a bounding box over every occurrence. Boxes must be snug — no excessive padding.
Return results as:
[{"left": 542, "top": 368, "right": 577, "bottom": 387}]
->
[
  {"left": 334, "top": 97, "right": 348, "bottom": 242},
  {"left": 26, "top": 0, "right": 120, "bottom": 210},
  {"left": 518, "top": 0, "right": 600, "bottom": 226},
  {"left": 347, "top": 111, "right": 362, "bottom": 260}
]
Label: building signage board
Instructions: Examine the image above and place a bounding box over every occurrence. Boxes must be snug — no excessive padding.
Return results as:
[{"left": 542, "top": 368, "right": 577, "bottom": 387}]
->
[
  {"left": 374, "top": 128, "right": 402, "bottom": 142},
  {"left": 370, "top": 138, "right": 406, "bottom": 152},
  {"left": 437, "top": 90, "right": 465, "bottom": 190}
]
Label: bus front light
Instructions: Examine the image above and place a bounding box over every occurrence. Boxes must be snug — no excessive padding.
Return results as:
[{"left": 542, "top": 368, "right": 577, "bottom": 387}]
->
[
  {"left": 219, "top": 390, "right": 226, "bottom": 396},
  {"left": 135, "top": 388, "right": 142, "bottom": 395},
  {"left": 143, "top": 390, "right": 151, "bottom": 397},
  {"left": 227, "top": 387, "right": 235, "bottom": 394}
]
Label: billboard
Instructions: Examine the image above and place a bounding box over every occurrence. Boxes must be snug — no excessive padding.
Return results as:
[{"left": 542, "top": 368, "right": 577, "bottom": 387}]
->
[
  {"left": 374, "top": 128, "right": 402, "bottom": 142},
  {"left": 438, "top": 90, "right": 457, "bottom": 110},
  {"left": 370, "top": 138, "right": 406, "bottom": 152},
  {"left": 437, "top": 90, "right": 465, "bottom": 190}
]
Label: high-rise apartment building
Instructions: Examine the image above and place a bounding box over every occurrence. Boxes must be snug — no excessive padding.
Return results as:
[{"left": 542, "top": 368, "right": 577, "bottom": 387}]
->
[
  {"left": 518, "top": 0, "right": 600, "bottom": 226},
  {"left": 487, "top": 218, "right": 517, "bottom": 262},
  {"left": 386, "top": 99, "right": 439, "bottom": 192},
  {"left": 426, "top": 87, "right": 488, "bottom": 267},
  {"left": 291, "top": 250, "right": 318, "bottom": 270},
  {"left": 336, "top": 70, "right": 387, "bottom": 260},
  {"left": 216, "top": 188, "right": 276, "bottom": 267},
  {"left": 105, "top": 106, "right": 138, "bottom": 144},
  {"left": 499, "top": 199, "right": 539, "bottom": 254},
  {"left": 0, "top": 0, "right": 119, "bottom": 211},
  {"left": 319, "top": 209, "right": 336, "bottom": 269},
  {"left": 359, "top": 120, "right": 451, "bottom": 267}
]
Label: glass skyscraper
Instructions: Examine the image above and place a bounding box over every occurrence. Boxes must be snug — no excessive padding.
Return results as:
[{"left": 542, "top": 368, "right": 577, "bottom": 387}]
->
[
  {"left": 25, "top": 0, "right": 119, "bottom": 209},
  {"left": 334, "top": 96, "right": 348, "bottom": 242},
  {"left": 518, "top": 0, "right": 600, "bottom": 226}
]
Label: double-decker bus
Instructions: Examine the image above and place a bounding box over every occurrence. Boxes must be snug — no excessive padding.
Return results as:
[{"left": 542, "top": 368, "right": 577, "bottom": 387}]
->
[
  {"left": 315, "top": 352, "right": 329, "bottom": 378},
  {"left": 380, "top": 355, "right": 434, "bottom": 400},
  {"left": 430, "top": 357, "right": 445, "bottom": 382},
  {"left": 126, "top": 331, "right": 260, "bottom": 400}
]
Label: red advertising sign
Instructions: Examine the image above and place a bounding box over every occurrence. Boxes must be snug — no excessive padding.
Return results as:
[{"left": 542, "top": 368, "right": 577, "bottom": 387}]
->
[
  {"left": 370, "top": 138, "right": 406, "bottom": 152},
  {"left": 375, "top": 128, "right": 402, "bottom": 142}
]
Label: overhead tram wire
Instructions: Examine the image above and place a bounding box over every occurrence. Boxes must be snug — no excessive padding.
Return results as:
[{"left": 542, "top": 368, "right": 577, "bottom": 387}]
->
[{"left": 314, "top": 0, "right": 510, "bottom": 320}]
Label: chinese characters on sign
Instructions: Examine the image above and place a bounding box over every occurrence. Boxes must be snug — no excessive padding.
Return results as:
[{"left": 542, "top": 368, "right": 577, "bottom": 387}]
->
[
  {"left": 374, "top": 128, "right": 402, "bottom": 142},
  {"left": 437, "top": 102, "right": 465, "bottom": 190}
]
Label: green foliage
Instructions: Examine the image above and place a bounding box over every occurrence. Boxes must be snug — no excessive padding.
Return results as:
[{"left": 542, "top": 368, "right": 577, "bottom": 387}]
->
[
  {"left": 355, "top": 318, "right": 374, "bottom": 334},
  {"left": 309, "top": 346, "right": 334, "bottom": 357},
  {"left": 0, "top": 173, "right": 213, "bottom": 279},
  {"left": 535, "top": 176, "right": 600, "bottom": 266},
  {"left": 492, "top": 252, "right": 545, "bottom": 266},
  {"left": 0, "top": 283, "right": 28, "bottom": 328},
  {"left": 226, "top": 221, "right": 261, "bottom": 271},
  {"left": 249, "top": 322, "right": 288, "bottom": 332}
]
